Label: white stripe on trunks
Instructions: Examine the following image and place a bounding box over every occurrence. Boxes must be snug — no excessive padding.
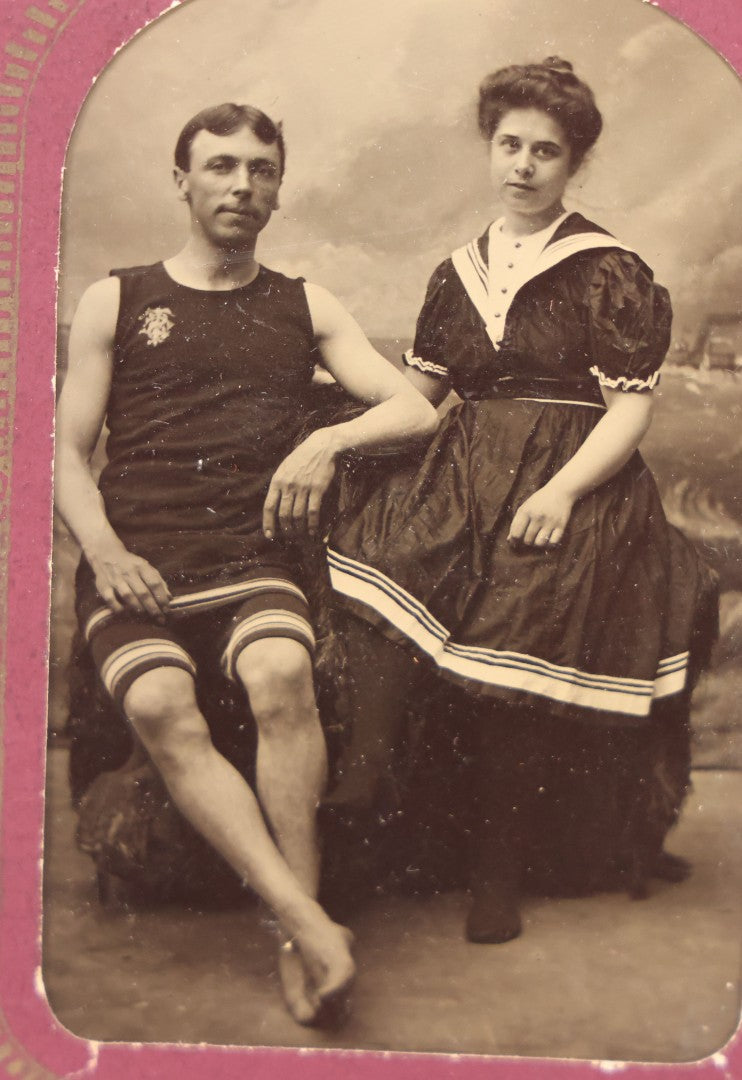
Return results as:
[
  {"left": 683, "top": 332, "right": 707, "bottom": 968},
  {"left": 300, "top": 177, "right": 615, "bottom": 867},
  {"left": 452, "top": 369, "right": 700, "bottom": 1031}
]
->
[
  {"left": 84, "top": 606, "right": 116, "bottom": 641},
  {"left": 83, "top": 576, "right": 309, "bottom": 642},
  {"left": 169, "top": 577, "right": 308, "bottom": 614},
  {"left": 222, "top": 609, "right": 316, "bottom": 681},
  {"left": 100, "top": 639, "right": 196, "bottom": 701}
]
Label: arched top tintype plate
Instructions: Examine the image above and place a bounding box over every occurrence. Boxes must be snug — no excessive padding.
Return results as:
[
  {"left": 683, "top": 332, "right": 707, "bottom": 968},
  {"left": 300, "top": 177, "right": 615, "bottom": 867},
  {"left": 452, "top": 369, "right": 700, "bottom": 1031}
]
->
[{"left": 0, "top": 1, "right": 741, "bottom": 1078}]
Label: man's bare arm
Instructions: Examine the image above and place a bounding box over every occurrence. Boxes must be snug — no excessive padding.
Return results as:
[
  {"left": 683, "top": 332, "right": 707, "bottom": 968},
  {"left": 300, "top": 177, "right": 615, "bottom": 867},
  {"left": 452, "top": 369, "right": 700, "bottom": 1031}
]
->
[
  {"left": 55, "top": 277, "right": 171, "bottom": 615},
  {"left": 263, "top": 283, "right": 439, "bottom": 539}
]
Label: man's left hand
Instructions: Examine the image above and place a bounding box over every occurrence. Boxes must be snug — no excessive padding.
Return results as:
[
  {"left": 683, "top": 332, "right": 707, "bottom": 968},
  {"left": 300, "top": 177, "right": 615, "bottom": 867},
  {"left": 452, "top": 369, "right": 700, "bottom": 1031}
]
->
[{"left": 263, "top": 429, "right": 339, "bottom": 539}]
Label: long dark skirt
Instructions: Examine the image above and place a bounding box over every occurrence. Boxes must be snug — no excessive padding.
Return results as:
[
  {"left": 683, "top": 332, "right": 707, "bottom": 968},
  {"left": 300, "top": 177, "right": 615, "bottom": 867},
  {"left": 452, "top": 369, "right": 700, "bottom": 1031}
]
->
[{"left": 319, "top": 609, "right": 700, "bottom": 907}]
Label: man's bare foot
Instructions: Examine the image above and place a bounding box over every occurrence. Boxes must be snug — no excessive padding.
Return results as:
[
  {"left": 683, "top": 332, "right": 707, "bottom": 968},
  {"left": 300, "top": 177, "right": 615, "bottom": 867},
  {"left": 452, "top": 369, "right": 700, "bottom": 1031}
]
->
[
  {"left": 293, "top": 920, "right": 355, "bottom": 1028},
  {"left": 277, "top": 941, "right": 320, "bottom": 1026}
]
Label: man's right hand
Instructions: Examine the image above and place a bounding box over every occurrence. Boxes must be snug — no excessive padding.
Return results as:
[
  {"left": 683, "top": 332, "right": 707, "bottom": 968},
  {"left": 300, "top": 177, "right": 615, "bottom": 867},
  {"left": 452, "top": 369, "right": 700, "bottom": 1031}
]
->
[
  {"left": 86, "top": 539, "right": 172, "bottom": 617},
  {"left": 55, "top": 277, "right": 171, "bottom": 619}
]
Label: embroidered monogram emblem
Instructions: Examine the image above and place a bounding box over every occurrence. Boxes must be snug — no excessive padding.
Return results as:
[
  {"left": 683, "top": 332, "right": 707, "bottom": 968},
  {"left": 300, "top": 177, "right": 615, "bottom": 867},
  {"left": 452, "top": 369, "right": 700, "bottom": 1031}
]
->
[{"left": 138, "top": 306, "right": 175, "bottom": 346}]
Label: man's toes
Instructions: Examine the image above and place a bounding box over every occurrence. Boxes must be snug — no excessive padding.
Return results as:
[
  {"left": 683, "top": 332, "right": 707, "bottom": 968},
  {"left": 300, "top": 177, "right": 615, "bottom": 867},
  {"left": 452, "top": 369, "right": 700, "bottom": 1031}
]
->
[
  {"left": 293, "top": 920, "right": 356, "bottom": 1017},
  {"left": 313, "top": 974, "right": 355, "bottom": 1029},
  {"left": 316, "top": 947, "right": 356, "bottom": 1002},
  {"left": 286, "top": 993, "right": 318, "bottom": 1026},
  {"left": 278, "top": 943, "right": 320, "bottom": 1026}
]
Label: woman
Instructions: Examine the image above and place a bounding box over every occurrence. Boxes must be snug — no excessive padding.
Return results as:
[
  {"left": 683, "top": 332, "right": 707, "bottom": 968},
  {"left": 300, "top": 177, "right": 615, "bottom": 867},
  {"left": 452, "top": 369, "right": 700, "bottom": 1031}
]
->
[{"left": 324, "top": 58, "right": 717, "bottom": 943}]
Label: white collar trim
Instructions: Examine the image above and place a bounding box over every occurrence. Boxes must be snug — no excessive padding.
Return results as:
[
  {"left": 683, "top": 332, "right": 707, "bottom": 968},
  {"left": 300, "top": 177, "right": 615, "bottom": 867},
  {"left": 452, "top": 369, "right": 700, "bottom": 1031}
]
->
[{"left": 451, "top": 217, "right": 636, "bottom": 350}]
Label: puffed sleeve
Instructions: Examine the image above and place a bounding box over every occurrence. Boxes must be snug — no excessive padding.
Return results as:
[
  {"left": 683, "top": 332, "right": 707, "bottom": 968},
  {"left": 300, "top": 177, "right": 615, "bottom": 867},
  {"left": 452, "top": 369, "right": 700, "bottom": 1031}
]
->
[
  {"left": 402, "top": 262, "right": 453, "bottom": 380},
  {"left": 586, "top": 251, "right": 672, "bottom": 392}
]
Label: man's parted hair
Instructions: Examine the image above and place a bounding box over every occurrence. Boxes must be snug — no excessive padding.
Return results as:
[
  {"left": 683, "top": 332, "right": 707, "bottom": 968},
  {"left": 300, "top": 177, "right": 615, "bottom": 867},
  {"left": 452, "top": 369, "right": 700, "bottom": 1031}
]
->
[{"left": 174, "top": 103, "right": 286, "bottom": 176}]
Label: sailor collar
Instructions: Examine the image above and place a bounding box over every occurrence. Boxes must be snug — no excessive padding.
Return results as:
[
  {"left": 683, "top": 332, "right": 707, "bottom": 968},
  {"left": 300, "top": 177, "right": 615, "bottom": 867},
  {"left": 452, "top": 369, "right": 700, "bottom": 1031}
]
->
[{"left": 451, "top": 212, "right": 637, "bottom": 351}]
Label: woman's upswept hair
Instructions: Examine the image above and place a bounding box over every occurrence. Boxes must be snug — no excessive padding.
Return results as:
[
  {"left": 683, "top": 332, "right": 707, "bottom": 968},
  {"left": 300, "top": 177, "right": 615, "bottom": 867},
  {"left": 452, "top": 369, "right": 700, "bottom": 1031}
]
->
[
  {"left": 478, "top": 57, "right": 602, "bottom": 170},
  {"left": 174, "top": 103, "right": 286, "bottom": 177}
]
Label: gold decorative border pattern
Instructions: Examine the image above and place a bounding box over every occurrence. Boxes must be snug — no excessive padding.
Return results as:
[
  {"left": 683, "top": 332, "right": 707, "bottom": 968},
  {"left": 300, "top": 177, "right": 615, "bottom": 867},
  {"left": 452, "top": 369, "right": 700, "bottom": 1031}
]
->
[
  {"left": 0, "top": 1011, "right": 58, "bottom": 1079},
  {"left": 1, "top": 7, "right": 76, "bottom": 1078},
  {"left": 0, "top": 0, "right": 73, "bottom": 698}
]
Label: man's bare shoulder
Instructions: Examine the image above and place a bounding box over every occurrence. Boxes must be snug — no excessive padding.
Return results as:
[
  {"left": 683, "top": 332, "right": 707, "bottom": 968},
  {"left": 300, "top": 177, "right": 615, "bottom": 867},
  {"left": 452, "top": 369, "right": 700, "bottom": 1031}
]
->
[
  {"left": 302, "top": 280, "right": 336, "bottom": 306},
  {"left": 71, "top": 276, "right": 121, "bottom": 343},
  {"left": 77, "top": 275, "right": 121, "bottom": 315},
  {"left": 302, "top": 281, "right": 351, "bottom": 337}
]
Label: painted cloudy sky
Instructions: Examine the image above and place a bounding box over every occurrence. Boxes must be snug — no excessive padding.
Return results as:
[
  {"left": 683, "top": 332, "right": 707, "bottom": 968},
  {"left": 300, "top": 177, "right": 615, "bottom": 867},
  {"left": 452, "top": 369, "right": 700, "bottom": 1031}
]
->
[{"left": 59, "top": 0, "right": 742, "bottom": 341}]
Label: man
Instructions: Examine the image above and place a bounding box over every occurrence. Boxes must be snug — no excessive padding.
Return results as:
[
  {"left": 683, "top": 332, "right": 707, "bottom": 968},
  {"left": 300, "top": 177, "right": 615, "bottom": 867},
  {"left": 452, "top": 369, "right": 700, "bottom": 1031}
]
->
[{"left": 55, "top": 103, "right": 437, "bottom": 1026}]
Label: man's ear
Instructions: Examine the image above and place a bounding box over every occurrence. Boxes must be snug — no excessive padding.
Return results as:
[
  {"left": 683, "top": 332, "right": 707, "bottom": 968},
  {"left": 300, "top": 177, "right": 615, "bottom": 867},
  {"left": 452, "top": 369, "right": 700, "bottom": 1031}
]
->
[
  {"left": 173, "top": 166, "right": 191, "bottom": 203},
  {"left": 270, "top": 190, "right": 280, "bottom": 211}
]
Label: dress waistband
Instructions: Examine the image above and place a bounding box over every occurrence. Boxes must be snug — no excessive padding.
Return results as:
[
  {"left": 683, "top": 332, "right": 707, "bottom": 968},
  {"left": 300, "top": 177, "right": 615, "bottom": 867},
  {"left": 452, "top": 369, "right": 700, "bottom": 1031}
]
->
[
  {"left": 459, "top": 378, "right": 605, "bottom": 409},
  {"left": 513, "top": 396, "right": 606, "bottom": 410}
]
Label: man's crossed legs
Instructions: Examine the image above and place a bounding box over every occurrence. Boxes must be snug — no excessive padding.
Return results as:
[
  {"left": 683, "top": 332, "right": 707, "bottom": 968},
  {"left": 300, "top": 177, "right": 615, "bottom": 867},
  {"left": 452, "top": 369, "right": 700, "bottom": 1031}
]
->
[{"left": 81, "top": 575, "right": 355, "bottom": 1025}]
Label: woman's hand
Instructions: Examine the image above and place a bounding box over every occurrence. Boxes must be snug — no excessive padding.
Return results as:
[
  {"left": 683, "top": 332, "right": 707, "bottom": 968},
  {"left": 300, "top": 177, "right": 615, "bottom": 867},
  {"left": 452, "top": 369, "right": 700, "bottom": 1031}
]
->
[
  {"left": 508, "top": 480, "right": 575, "bottom": 548},
  {"left": 87, "top": 538, "right": 172, "bottom": 616},
  {"left": 263, "top": 428, "right": 339, "bottom": 539},
  {"left": 508, "top": 391, "right": 654, "bottom": 548}
]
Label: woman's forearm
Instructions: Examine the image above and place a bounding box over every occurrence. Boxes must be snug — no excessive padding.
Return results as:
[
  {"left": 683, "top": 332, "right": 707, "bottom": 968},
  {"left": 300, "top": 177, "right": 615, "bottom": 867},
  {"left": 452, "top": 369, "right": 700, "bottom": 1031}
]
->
[
  {"left": 548, "top": 390, "right": 653, "bottom": 501},
  {"left": 509, "top": 390, "right": 654, "bottom": 546}
]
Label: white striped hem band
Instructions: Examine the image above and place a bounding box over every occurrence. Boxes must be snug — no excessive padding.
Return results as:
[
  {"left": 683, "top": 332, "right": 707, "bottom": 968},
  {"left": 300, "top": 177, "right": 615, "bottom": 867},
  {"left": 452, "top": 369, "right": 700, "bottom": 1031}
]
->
[{"left": 327, "top": 547, "right": 687, "bottom": 717}]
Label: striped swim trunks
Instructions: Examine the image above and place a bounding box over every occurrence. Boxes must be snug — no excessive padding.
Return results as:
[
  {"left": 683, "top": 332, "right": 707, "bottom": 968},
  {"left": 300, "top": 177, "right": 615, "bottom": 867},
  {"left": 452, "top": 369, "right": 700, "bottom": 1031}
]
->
[{"left": 77, "top": 570, "right": 315, "bottom": 710}]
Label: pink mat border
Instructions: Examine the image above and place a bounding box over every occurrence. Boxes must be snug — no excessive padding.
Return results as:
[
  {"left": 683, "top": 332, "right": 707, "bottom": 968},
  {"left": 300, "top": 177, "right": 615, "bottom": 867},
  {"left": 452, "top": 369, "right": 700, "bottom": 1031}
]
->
[{"left": 0, "top": 0, "right": 739, "bottom": 1076}]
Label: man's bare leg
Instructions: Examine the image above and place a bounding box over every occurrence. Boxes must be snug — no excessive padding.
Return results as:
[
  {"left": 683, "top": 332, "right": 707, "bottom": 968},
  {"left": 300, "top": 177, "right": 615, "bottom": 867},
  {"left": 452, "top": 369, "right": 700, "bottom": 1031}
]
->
[
  {"left": 235, "top": 639, "right": 326, "bottom": 896},
  {"left": 234, "top": 639, "right": 345, "bottom": 1019},
  {"left": 124, "top": 665, "right": 354, "bottom": 1023}
]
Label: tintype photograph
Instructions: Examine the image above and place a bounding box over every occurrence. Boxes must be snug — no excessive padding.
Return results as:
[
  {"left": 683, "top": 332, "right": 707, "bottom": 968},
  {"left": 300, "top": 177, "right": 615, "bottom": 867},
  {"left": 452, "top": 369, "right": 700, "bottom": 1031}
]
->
[{"left": 23, "top": 0, "right": 742, "bottom": 1070}]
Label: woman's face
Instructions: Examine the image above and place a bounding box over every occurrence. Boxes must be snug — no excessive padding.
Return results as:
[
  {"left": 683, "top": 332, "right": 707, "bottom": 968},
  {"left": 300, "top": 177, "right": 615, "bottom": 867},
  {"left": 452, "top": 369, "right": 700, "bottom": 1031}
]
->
[{"left": 489, "top": 107, "right": 573, "bottom": 222}]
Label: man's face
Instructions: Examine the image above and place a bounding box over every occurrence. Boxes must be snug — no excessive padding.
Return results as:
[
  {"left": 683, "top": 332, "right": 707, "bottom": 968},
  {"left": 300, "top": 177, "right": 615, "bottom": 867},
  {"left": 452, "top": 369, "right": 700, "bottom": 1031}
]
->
[{"left": 174, "top": 126, "right": 283, "bottom": 251}]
